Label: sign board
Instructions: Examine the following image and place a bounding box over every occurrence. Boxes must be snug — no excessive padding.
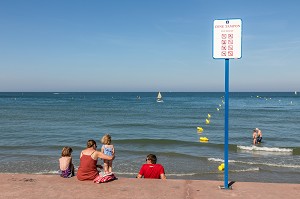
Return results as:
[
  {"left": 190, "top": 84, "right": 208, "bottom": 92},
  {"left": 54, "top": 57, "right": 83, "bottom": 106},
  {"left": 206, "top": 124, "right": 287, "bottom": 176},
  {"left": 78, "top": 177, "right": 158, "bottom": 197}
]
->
[{"left": 213, "top": 19, "right": 242, "bottom": 59}]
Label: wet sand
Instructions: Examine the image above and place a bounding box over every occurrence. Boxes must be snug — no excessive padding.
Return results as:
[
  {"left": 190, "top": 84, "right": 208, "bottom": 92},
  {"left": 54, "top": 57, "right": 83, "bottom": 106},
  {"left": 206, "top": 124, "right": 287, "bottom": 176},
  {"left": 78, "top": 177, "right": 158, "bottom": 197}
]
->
[{"left": 1, "top": 173, "right": 299, "bottom": 199}]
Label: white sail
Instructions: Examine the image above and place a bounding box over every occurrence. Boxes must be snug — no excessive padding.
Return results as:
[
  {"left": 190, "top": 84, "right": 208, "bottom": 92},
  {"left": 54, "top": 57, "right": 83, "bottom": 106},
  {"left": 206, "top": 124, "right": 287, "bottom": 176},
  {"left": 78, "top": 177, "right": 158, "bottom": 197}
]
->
[
  {"left": 157, "top": 92, "right": 162, "bottom": 99},
  {"left": 157, "top": 92, "right": 163, "bottom": 102}
]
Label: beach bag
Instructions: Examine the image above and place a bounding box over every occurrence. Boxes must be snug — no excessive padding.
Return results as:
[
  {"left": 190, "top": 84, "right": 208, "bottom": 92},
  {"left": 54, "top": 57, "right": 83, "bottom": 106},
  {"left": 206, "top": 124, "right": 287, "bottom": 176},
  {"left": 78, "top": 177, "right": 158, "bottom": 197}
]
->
[{"left": 93, "top": 172, "right": 116, "bottom": 183}]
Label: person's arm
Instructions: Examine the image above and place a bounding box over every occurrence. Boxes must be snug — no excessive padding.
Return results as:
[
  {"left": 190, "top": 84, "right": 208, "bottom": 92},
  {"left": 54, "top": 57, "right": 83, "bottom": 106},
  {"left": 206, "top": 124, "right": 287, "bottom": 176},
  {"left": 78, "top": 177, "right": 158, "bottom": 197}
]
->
[
  {"left": 160, "top": 173, "right": 166, "bottom": 180},
  {"left": 96, "top": 151, "right": 114, "bottom": 160},
  {"left": 137, "top": 165, "right": 144, "bottom": 178},
  {"left": 112, "top": 145, "right": 115, "bottom": 155},
  {"left": 101, "top": 145, "right": 104, "bottom": 153},
  {"left": 160, "top": 166, "right": 166, "bottom": 180}
]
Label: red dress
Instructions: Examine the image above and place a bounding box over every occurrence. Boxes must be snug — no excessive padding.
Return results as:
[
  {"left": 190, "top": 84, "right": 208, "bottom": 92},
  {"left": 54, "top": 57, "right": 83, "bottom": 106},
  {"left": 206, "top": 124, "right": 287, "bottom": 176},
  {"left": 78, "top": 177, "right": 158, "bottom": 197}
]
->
[
  {"left": 138, "top": 164, "right": 165, "bottom": 179},
  {"left": 77, "top": 151, "right": 99, "bottom": 181}
]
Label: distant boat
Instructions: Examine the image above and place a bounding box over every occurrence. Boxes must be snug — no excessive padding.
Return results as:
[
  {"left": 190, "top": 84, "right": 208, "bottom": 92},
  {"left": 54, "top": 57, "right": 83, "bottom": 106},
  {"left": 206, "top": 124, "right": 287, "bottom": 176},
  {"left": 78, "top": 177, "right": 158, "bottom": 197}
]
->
[
  {"left": 295, "top": 91, "right": 297, "bottom": 95},
  {"left": 157, "top": 92, "right": 163, "bottom": 102}
]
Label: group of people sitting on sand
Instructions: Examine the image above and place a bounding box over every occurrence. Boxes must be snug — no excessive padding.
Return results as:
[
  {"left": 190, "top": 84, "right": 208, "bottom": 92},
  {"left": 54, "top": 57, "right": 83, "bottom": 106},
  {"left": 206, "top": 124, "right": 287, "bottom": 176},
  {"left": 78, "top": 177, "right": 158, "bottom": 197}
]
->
[{"left": 58, "top": 134, "right": 166, "bottom": 181}]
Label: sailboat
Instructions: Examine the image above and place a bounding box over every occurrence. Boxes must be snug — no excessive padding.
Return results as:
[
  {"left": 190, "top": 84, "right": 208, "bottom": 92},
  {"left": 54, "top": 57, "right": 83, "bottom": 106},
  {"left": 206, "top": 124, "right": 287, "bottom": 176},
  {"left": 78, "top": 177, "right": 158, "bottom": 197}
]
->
[{"left": 156, "top": 92, "right": 163, "bottom": 102}]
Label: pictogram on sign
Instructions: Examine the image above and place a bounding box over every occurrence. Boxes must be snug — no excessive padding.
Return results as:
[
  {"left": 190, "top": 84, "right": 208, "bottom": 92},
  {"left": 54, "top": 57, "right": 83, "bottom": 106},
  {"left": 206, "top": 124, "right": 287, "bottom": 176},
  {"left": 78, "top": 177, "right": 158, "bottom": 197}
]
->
[{"left": 213, "top": 19, "right": 242, "bottom": 59}]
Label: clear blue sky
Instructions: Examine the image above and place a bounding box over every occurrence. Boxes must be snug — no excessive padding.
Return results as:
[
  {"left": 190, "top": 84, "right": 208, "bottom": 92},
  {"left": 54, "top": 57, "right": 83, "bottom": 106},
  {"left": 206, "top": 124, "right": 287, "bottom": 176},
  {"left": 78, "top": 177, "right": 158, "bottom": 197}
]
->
[{"left": 1, "top": 0, "right": 299, "bottom": 92}]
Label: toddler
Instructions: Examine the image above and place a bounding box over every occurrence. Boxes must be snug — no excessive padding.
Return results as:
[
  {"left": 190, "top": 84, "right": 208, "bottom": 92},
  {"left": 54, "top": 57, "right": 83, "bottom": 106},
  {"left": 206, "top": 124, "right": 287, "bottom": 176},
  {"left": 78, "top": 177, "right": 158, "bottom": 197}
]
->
[{"left": 101, "top": 134, "right": 115, "bottom": 174}]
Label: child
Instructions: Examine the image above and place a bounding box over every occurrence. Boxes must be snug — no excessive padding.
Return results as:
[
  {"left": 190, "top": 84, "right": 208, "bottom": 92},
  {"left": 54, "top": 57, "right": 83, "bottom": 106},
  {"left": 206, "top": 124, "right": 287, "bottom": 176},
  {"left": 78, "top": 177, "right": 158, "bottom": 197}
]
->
[
  {"left": 101, "top": 134, "right": 115, "bottom": 174},
  {"left": 59, "top": 146, "right": 75, "bottom": 178}
]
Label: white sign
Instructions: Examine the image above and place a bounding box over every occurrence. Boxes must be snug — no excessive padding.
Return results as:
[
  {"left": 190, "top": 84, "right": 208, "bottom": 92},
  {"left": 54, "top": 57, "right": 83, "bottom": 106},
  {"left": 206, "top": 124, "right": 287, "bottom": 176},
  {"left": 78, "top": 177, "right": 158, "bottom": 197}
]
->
[{"left": 213, "top": 19, "right": 242, "bottom": 59}]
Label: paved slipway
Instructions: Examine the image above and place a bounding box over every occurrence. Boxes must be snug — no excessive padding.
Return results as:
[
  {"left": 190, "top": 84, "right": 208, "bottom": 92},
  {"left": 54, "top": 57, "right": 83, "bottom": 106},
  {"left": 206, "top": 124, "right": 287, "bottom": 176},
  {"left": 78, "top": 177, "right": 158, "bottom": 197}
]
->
[{"left": 0, "top": 174, "right": 300, "bottom": 199}]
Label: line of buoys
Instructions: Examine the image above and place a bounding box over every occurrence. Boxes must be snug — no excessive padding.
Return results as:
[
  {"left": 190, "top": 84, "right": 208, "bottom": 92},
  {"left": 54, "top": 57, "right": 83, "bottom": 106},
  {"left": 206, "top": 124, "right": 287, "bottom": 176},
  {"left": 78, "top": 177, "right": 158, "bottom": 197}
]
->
[{"left": 197, "top": 96, "right": 225, "bottom": 142}]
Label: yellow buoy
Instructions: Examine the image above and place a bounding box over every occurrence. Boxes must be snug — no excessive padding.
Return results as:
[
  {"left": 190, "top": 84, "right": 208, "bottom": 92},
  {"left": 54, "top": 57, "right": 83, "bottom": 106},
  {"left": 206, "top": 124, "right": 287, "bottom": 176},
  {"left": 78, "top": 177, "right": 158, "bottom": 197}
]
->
[
  {"left": 200, "top": 137, "right": 209, "bottom": 142},
  {"left": 205, "top": 119, "right": 210, "bottom": 125},
  {"left": 221, "top": 163, "right": 225, "bottom": 169},
  {"left": 218, "top": 163, "right": 225, "bottom": 171},
  {"left": 207, "top": 114, "right": 211, "bottom": 118},
  {"left": 218, "top": 165, "right": 223, "bottom": 171},
  {"left": 197, "top": 127, "right": 203, "bottom": 132}
]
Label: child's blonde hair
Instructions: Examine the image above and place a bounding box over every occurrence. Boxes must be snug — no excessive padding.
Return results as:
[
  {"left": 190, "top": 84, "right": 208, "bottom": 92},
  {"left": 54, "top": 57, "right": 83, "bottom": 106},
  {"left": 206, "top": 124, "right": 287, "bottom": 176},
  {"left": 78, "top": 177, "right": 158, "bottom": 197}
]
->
[
  {"left": 101, "top": 134, "right": 112, "bottom": 145},
  {"left": 61, "top": 146, "right": 73, "bottom": 157}
]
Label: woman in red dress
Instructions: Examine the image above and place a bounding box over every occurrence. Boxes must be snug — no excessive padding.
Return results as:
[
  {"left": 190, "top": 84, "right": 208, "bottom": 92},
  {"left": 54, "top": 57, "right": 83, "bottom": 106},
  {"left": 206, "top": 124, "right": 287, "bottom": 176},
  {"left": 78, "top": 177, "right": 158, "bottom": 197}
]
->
[{"left": 77, "top": 140, "right": 114, "bottom": 181}]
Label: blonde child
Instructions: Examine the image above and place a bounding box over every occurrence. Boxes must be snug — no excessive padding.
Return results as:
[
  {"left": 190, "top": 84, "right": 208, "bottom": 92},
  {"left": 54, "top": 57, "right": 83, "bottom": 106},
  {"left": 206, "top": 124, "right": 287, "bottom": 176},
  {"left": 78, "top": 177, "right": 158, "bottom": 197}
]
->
[
  {"left": 59, "top": 146, "right": 75, "bottom": 178},
  {"left": 101, "top": 134, "right": 115, "bottom": 174}
]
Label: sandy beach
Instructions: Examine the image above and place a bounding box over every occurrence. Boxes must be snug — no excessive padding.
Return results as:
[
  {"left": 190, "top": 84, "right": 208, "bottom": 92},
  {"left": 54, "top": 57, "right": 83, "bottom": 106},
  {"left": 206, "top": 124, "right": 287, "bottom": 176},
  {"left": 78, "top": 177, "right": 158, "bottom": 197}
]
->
[{"left": 0, "top": 173, "right": 299, "bottom": 199}]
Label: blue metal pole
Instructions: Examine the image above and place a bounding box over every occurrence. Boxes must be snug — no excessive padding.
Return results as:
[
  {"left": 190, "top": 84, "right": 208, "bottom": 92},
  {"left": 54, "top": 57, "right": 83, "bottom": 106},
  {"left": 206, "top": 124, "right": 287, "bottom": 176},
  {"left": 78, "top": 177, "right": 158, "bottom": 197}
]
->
[{"left": 224, "top": 58, "right": 229, "bottom": 189}]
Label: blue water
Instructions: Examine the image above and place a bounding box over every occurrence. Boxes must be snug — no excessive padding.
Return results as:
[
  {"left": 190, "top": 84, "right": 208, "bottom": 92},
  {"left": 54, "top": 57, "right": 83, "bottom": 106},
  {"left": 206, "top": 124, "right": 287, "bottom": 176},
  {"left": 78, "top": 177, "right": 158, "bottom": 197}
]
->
[{"left": 0, "top": 92, "right": 299, "bottom": 183}]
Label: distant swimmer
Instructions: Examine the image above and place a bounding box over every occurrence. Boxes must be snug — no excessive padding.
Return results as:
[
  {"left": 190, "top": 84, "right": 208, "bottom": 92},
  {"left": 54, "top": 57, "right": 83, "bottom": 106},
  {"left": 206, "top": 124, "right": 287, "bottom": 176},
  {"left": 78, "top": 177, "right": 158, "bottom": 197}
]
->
[{"left": 252, "top": 128, "right": 263, "bottom": 145}]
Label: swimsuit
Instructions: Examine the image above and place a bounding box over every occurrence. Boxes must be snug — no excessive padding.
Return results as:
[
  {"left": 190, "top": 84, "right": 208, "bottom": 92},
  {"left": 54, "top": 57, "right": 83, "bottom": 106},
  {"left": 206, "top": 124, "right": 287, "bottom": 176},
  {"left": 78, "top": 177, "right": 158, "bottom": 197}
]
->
[
  {"left": 103, "top": 145, "right": 113, "bottom": 156},
  {"left": 60, "top": 166, "right": 73, "bottom": 178}
]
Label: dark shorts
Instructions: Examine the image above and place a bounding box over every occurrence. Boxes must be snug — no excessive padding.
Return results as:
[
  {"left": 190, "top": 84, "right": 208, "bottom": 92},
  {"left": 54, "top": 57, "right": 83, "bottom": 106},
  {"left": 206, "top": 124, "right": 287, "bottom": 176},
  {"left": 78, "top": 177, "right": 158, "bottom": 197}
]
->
[{"left": 257, "top": 137, "right": 262, "bottom": 143}]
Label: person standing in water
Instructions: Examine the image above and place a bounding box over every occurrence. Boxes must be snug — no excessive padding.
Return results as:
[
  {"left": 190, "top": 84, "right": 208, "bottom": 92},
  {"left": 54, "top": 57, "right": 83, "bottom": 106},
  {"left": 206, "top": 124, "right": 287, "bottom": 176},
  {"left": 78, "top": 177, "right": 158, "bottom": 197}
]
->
[
  {"left": 256, "top": 128, "right": 262, "bottom": 143},
  {"left": 252, "top": 128, "right": 263, "bottom": 144}
]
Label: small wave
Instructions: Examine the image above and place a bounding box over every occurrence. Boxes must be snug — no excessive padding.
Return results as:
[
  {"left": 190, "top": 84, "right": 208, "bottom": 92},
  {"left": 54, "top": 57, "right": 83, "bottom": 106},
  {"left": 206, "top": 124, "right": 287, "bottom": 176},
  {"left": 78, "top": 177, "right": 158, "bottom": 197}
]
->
[
  {"left": 237, "top": 145, "right": 293, "bottom": 153},
  {"left": 235, "top": 160, "right": 300, "bottom": 168},
  {"left": 115, "top": 138, "right": 196, "bottom": 146},
  {"left": 231, "top": 167, "right": 259, "bottom": 173},
  {"left": 207, "top": 158, "right": 235, "bottom": 163},
  {"left": 34, "top": 170, "right": 59, "bottom": 175},
  {"left": 208, "top": 158, "right": 223, "bottom": 162},
  {"left": 208, "top": 157, "right": 300, "bottom": 168},
  {"left": 166, "top": 173, "right": 198, "bottom": 176}
]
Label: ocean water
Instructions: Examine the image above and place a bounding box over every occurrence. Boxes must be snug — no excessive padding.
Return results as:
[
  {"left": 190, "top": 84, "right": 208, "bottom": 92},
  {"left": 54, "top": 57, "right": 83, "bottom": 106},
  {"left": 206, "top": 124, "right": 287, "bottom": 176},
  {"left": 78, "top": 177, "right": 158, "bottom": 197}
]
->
[{"left": 0, "top": 92, "right": 299, "bottom": 183}]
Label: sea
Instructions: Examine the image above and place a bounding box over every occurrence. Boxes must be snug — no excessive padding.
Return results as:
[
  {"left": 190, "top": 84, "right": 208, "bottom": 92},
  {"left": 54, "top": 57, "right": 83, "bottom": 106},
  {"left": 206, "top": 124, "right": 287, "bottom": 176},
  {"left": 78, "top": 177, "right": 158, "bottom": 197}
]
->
[{"left": 0, "top": 92, "right": 299, "bottom": 183}]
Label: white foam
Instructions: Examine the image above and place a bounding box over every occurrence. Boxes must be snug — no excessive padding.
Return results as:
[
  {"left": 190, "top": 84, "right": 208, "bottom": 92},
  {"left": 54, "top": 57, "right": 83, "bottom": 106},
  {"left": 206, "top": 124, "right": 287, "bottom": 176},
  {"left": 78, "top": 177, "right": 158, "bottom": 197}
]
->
[
  {"left": 232, "top": 160, "right": 300, "bottom": 168},
  {"left": 231, "top": 167, "right": 259, "bottom": 172},
  {"left": 34, "top": 170, "right": 59, "bottom": 175},
  {"left": 208, "top": 157, "right": 300, "bottom": 168},
  {"left": 207, "top": 158, "right": 223, "bottom": 162},
  {"left": 237, "top": 145, "right": 293, "bottom": 153},
  {"left": 166, "top": 173, "right": 197, "bottom": 176},
  {"left": 207, "top": 158, "right": 235, "bottom": 163}
]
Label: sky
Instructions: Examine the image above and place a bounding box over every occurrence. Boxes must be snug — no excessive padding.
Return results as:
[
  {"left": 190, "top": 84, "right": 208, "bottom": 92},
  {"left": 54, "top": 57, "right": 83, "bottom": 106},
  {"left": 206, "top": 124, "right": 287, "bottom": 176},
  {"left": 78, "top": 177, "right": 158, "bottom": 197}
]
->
[{"left": 0, "top": 0, "right": 299, "bottom": 92}]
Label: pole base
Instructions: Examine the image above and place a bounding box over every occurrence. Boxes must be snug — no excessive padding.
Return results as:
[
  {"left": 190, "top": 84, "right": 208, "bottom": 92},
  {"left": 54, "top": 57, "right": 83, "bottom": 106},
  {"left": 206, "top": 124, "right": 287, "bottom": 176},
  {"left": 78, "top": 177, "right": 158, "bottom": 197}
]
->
[{"left": 218, "top": 181, "right": 235, "bottom": 190}]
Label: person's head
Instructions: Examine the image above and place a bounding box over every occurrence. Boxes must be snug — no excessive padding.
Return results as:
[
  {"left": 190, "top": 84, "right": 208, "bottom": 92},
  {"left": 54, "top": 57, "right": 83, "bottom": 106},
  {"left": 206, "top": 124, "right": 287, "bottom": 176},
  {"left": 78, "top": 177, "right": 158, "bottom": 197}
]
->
[
  {"left": 101, "top": 134, "right": 112, "bottom": 145},
  {"left": 61, "top": 146, "right": 73, "bottom": 157},
  {"left": 146, "top": 154, "right": 157, "bottom": 164},
  {"left": 87, "top": 139, "right": 97, "bottom": 149}
]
